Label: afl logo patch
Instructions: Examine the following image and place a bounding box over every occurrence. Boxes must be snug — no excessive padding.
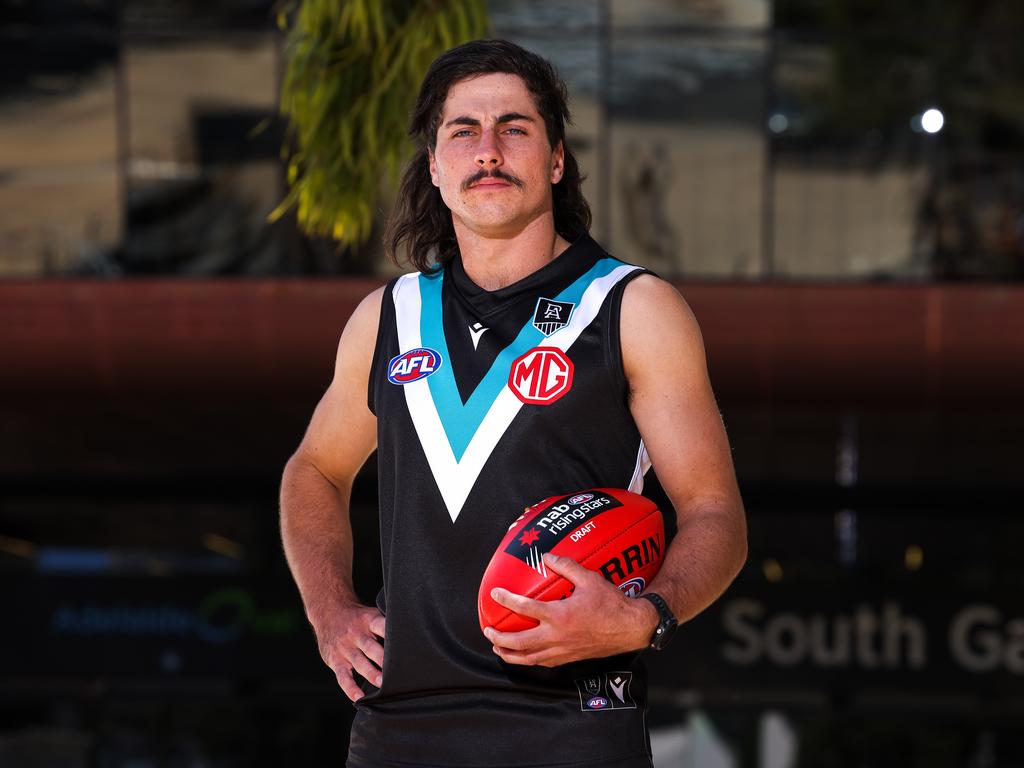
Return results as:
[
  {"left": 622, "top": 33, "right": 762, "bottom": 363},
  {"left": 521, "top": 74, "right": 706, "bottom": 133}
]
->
[
  {"left": 586, "top": 696, "right": 609, "bottom": 710},
  {"left": 508, "top": 347, "right": 574, "bottom": 405},
  {"left": 568, "top": 493, "right": 594, "bottom": 505},
  {"left": 388, "top": 348, "right": 442, "bottom": 385},
  {"left": 618, "top": 577, "right": 645, "bottom": 598}
]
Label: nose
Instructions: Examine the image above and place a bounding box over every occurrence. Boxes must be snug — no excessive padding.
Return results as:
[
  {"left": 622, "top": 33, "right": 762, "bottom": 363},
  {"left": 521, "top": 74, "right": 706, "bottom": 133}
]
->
[{"left": 474, "top": 129, "right": 503, "bottom": 167}]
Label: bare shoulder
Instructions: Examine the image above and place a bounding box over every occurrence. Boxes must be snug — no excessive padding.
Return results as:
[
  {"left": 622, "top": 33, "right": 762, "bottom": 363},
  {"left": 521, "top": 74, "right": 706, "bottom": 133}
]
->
[
  {"left": 620, "top": 273, "right": 706, "bottom": 380},
  {"left": 290, "top": 285, "right": 385, "bottom": 486},
  {"left": 351, "top": 284, "right": 386, "bottom": 325},
  {"left": 335, "top": 285, "right": 386, "bottom": 371}
]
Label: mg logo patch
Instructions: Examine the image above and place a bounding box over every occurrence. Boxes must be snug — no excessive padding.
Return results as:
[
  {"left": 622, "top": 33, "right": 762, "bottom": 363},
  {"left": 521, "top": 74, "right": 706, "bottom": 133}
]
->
[
  {"left": 508, "top": 347, "right": 574, "bottom": 405},
  {"left": 388, "top": 347, "right": 442, "bottom": 385},
  {"left": 532, "top": 297, "right": 575, "bottom": 336}
]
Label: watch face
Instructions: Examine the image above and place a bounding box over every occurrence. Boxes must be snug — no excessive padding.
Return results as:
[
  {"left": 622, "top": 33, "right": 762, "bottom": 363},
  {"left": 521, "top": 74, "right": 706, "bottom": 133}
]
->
[{"left": 652, "top": 617, "right": 678, "bottom": 650}]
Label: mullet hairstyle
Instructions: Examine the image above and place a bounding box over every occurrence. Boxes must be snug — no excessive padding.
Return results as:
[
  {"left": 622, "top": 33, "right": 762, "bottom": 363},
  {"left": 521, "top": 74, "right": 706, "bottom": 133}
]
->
[{"left": 384, "top": 39, "right": 592, "bottom": 273}]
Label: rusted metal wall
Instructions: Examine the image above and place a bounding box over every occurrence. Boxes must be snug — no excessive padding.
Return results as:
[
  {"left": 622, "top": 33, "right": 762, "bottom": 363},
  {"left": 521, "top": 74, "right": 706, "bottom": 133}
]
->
[
  {"left": 1, "top": 280, "right": 1021, "bottom": 483},
  {"left": 3, "top": 280, "right": 1020, "bottom": 402}
]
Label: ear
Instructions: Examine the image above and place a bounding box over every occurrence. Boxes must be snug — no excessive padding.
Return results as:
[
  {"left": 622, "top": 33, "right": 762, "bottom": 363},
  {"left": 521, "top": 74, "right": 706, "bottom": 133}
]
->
[
  {"left": 428, "top": 147, "right": 440, "bottom": 188},
  {"left": 550, "top": 140, "right": 565, "bottom": 184}
]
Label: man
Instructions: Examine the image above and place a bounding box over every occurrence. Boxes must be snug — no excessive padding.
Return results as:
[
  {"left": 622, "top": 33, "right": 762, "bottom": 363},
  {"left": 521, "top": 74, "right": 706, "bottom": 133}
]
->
[{"left": 280, "top": 39, "right": 746, "bottom": 768}]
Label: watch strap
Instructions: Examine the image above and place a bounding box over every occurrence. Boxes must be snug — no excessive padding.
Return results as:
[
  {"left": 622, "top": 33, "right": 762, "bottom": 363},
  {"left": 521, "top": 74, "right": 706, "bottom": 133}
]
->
[{"left": 639, "top": 592, "right": 678, "bottom": 650}]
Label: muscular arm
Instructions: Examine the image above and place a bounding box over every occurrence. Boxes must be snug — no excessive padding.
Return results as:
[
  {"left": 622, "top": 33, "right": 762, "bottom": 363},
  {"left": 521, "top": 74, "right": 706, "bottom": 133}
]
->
[
  {"left": 280, "top": 286, "right": 384, "bottom": 700},
  {"left": 620, "top": 274, "right": 747, "bottom": 629},
  {"left": 486, "top": 274, "right": 747, "bottom": 664}
]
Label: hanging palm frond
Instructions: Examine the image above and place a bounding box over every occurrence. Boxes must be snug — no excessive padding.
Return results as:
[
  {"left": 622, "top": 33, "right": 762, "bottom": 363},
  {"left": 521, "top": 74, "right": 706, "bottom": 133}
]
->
[{"left": 271, "top": 0, "right": 489, "bottom": 246}]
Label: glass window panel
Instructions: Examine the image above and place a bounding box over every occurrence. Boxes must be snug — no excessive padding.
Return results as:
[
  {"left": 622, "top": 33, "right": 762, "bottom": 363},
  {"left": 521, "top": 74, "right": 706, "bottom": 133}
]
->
[
  {"left": 770, "top": 1, "right": 1024, "bottom": 279},
  {"left": 488, "top": 0, "right": 600, "bottom": 33},
  {"left": 120, "top": 35, "right": 287, "bottom": 275},
  {"left": 608, "top": 34, "right": 766, "bottom": 277},
  {"left": 772, "top": 160, "right": 929, "bottom": 278},
  {"left": 0, "top": 4, "right": 120, "bottom": 277},
  {"left": 611, "top": 0, "right": 769, "bottom": 30},
  {"left": 769, "top": 31, "right": 934, "bottom": 278},
  {"left": 122, "top": 0, "right": 278, "bottom": 35},
  {"left": 773, "top": 0, "right": 826, "bottom": 29},
  {"left": 922, "top": 0, "right": 1024, "bottom": 279},
  {"left": 0, "top": 68, "right": 121, "bottom": 277}
]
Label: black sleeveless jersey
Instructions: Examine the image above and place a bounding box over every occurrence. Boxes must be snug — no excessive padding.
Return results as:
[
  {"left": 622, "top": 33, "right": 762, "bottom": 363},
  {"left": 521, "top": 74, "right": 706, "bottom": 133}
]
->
[{"left": 351, "top": 234, "right": 655, "bottom": 768}]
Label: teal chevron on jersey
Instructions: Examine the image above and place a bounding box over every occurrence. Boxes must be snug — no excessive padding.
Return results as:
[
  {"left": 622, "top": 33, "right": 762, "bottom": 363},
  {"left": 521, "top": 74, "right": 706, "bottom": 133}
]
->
[
  {"left": 392, "top": 256, "right": 641, "bottom": 522},
  {"left": 418, "top": 257, "right": 628, "bottom": 460}
]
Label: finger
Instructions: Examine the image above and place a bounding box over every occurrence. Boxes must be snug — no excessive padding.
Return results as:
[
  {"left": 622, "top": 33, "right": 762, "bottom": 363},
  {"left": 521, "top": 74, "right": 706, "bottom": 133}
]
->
[
  {"left": 369, "top": 613, "right": 386, "bottom": 638},
  {"left": 335, "top": 667, "right": 364, "bottom": 702},
  {"left": 495, "top": 646, "right": 567, "bottom": 668},
  {"left": 490, "top": 588, "right": 552, "bottom": 621},
  {"left": 492, "top": 645, "right": 544, "bottom": 666},
  {"left": 543, "top": 553, "right": 595, "bottom": 587},
  {"left": 483, "top": 625, "right": 544, "bottom": 652},
  {"left": 350, "top": 650, "right": 383, "bottom": 688},
  {"left": 359, "top": 634, "right": 385, "bottom": 668}
]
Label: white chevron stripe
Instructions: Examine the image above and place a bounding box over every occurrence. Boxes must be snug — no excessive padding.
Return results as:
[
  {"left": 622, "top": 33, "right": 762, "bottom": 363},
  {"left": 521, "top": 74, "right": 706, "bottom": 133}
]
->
[
  {"left": 627, "top": 440, "right": 652, "bottom": 494},
  {"left": 394, "top": 265, "right": 641, "bottom": 522}
]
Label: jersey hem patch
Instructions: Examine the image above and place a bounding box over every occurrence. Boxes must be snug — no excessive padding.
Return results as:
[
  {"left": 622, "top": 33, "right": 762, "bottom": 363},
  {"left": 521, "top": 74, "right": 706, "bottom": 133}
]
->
[{"left": 575, "top": 671, "right": 637, "bottom": 711}]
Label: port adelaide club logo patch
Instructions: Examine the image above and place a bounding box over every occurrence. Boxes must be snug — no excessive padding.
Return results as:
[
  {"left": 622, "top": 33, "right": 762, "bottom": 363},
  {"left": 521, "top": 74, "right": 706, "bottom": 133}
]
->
[
  {"left": 387, "top": 347, "right": 442, "bottom": 385},
  {"left": 533, "top": 297, "right": 575, "bottom": 336}
]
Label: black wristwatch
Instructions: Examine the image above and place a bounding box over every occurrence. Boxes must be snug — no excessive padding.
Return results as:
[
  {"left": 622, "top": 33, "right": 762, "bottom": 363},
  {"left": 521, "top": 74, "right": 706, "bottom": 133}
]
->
[{"left": 639, "top": 592, "right": 678, "bottom": 650}]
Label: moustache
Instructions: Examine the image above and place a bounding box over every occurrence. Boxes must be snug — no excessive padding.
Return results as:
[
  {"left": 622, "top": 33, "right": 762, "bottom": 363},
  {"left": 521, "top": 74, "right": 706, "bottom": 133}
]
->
[{"left": 461, "top": 169, "right": 525, "bottom": 192}]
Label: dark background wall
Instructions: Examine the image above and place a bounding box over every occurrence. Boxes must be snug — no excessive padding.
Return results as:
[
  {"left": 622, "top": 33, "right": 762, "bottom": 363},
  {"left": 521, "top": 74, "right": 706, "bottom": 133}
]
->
[{"left": 3, "top": 280, "right": 1023, "bottom": 764}]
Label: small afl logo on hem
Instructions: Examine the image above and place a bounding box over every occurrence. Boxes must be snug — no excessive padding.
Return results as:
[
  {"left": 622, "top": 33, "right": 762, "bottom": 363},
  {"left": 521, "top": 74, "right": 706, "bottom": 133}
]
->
[
  {"left": 568, "top": 493, "right": 594, "bottom": 505},
  {"left": 618, "top": 577, "right": 645, "bottom": 598},
  {"left": 388, "top": 348, "right": 442, "bottom": 384},
  {"left": 576, "top": 672, "right": 638, "bottom": 711}
]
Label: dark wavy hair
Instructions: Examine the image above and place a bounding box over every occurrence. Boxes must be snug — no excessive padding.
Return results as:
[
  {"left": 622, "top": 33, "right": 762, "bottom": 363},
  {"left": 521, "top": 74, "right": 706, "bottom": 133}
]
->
[{"left": 384, "top": 39, "right": 592, "bottom": 273}]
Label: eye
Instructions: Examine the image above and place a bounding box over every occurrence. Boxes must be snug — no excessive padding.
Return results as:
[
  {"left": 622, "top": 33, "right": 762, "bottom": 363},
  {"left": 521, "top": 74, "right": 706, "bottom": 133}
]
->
[
  {"left": 504, "top": 127, "right": 527, "bottom": 135},
  {"left": 451, "top": 129, "right": 475, "bottom": 138}
]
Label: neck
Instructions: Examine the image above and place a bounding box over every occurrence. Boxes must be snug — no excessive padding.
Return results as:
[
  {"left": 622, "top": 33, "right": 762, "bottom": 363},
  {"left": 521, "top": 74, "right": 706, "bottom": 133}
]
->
[{"left": 453, "top": 214, "right": 571, "bottom": 291}]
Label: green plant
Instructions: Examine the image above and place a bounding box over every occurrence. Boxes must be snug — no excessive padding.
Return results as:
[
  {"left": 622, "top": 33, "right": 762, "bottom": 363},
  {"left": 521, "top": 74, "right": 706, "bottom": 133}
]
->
[{"left": 272, "top": 0, "right": 489, "bottom": 247}]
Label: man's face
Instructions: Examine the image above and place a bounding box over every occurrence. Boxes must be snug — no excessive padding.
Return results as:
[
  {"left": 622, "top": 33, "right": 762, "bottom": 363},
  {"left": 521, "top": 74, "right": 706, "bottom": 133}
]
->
[{"left": 428, "top": 72, "right": 565, "bottom": 239}]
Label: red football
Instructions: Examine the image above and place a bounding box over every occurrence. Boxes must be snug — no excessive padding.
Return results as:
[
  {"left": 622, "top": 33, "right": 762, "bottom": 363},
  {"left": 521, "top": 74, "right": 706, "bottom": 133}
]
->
[{"left": 478, "top": 488, "right": 665, "bottom": 633}]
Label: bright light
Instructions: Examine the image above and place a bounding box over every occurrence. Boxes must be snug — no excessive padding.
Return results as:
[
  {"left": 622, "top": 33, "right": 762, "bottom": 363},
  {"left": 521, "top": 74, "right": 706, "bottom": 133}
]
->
[
  {"left": 921, "top": 108, "right": 944, "bottom": 134},
  {"left": 203, "top": 532, "right": 245, "bottom": 559},
  {"left": 0, "top": 534, "right": 34, "bottom": 558},
  {"left": 763, "top": 558, "right": 783, "bottom": 583},
  {"left": 768, "top": 112, "right": 789, "bottom": 134},
  {"left": 905, "top": 544, "right": 924, "bottom": 571}
]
